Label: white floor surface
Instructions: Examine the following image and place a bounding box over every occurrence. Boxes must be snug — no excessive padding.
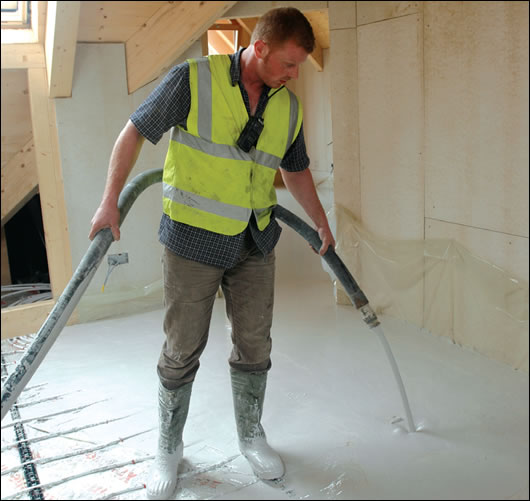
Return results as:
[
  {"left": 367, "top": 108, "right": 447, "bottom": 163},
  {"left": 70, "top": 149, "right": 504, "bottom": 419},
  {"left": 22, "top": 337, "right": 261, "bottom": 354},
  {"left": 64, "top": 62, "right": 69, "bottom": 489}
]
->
[{"left": 2, "top": 230, "right": 529, "bottom": 500}]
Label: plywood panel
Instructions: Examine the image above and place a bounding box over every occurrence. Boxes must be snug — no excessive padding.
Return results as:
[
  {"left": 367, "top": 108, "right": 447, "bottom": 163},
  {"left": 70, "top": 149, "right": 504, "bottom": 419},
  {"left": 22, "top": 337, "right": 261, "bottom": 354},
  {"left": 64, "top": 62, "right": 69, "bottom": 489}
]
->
[
  {"left": 358, "top": 14, "right": 424, "bottom": 240},
  {"left": 1, "top": 70, "right": 32, "bottom": 168},
  {"left": 357, "top": 1, "right": 421, "bottom": 26},
  {"left": 424, "top": 1, "right": 529, "bottom": 237}
]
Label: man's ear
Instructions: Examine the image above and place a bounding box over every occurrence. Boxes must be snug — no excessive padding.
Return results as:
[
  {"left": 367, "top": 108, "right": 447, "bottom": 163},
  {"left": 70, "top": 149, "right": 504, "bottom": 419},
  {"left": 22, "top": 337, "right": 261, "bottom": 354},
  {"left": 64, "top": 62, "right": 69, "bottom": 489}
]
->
[{"left": 254, "top": 39, "right": 269, "bottom": 60}]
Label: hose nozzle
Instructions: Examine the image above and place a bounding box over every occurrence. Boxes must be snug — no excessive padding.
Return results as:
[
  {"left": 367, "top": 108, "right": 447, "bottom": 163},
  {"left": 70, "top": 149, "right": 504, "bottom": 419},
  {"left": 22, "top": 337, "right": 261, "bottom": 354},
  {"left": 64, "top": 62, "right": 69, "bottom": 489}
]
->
[{"left": 359, "top": 304, "right": 380, "bottom": 329}]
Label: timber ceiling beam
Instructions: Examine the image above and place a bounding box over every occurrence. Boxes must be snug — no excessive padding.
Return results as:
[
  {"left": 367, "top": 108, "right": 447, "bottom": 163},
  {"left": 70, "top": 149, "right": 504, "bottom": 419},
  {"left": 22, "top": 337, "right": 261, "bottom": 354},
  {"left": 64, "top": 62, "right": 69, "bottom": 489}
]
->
[
  {"left": 28, "top": 67, "right": 73, "bottom": 298},
  {"left": 45, "top": 1, "right": 81, "bottom": 98},
  {"left": 126, "top": 1, "right": 237, "bottom": 94}
]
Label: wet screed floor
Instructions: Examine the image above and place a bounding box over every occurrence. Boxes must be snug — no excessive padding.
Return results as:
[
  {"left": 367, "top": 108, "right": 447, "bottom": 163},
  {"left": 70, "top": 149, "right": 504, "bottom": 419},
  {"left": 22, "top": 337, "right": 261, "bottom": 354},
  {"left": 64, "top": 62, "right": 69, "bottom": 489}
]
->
[{"left": 2, "top": 268, "right": 528, "bottom": 499}]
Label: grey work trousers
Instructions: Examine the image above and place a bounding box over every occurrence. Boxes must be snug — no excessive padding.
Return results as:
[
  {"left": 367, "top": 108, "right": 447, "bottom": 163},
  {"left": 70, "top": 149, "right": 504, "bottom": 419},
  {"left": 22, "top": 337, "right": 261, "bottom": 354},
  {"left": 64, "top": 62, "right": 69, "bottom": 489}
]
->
[{"left": 157, "top": 239, "right": 275, "bottom": 390}]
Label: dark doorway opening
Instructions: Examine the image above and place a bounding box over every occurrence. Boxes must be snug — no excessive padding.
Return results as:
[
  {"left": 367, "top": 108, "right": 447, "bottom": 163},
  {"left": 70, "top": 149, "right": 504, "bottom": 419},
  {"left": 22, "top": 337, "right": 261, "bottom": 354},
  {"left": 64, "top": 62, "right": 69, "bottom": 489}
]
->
[{"left": 4, "top": 193, "right": 49, "bottom": 285}]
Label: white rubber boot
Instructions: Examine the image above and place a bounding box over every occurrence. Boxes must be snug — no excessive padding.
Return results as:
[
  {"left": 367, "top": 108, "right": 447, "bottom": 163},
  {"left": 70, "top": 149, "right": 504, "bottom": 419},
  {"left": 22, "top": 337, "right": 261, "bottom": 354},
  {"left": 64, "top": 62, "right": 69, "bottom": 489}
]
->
[
  {"left": 147, "top": 382, "right": 192, "bottom": 500},
  {"left": 239, "top": 436, "right": 285, "bottom": 480},
  {"left": 146, "top": 442, "right": 183, "bottom": 500},
  {"left": 230, "top": 369, "right": 285, "bottom": 480}
]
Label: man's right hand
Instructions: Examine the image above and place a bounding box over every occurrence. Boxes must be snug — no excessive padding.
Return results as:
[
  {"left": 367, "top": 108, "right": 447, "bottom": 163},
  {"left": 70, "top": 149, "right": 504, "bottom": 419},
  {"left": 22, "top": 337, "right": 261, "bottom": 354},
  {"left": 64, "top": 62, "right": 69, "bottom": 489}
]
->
[
  {"left": 88, "top": 120, "right": 145, "bottom": 242},
  {"left": 88, "top": 204, "right": 121, "bottom": 241}
]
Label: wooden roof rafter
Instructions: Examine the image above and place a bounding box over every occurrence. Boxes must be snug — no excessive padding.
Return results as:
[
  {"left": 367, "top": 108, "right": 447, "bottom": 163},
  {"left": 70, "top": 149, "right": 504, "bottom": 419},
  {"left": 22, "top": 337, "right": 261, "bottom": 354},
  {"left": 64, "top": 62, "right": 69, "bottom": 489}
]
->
[
  {"left": 125, "top": 1, "right": 237, "bottom": 94},
  {"left": 45, "top": 0, "right": 81, "bottom": 98}
]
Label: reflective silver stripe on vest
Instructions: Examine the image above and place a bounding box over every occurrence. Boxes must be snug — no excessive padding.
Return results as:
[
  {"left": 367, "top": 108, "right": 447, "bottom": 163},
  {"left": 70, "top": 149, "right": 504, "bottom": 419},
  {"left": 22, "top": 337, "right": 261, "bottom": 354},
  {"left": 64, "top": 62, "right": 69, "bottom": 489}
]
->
[
  {"left": 197, "top": 59, "right": 212, "bottom": 142},
  {"left": 252, "top": 149, "right": 282, "bottom": 171},
  {"left": 285, "top": 89, "right": 299, "bottom": 154},
  {"left": 171, "top": 128, "right": 282, "bottom": 170},
  {"left": 163, "top": 183, "right": 251, "bottom": 222}
]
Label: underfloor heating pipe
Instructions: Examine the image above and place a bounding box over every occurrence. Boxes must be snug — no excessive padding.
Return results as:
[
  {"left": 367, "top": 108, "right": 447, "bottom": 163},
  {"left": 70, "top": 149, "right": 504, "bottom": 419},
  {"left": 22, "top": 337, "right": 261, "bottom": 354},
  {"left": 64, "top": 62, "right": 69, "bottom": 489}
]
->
[{"left": 2, "top": 168, "right": 416, "bottom": 432}]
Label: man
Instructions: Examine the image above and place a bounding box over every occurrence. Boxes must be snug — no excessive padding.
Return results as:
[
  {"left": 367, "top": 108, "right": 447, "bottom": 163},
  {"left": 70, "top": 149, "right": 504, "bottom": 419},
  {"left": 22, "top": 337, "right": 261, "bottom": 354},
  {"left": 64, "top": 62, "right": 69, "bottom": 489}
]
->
[{"left": 89, "top": 7, "right": 335, "bottom": 500}]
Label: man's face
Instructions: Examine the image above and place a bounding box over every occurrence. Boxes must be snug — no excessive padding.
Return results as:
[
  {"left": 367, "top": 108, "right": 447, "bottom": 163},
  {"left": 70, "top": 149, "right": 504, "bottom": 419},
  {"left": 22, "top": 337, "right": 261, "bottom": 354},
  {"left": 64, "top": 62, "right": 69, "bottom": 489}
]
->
[{"left": 256, "top": 39, "right": 308, "bottom": 88}]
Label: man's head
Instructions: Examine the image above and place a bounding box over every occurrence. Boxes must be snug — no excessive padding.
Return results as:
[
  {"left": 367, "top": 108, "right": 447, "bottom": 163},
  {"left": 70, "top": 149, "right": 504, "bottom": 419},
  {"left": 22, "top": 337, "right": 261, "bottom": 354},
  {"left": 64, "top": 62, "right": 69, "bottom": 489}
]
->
[
  {"left": 250, "top": 8, "right": 315, "bottom": 88},
  {"left": 250, "top": 7, "right": 315, "bottom": 54}
]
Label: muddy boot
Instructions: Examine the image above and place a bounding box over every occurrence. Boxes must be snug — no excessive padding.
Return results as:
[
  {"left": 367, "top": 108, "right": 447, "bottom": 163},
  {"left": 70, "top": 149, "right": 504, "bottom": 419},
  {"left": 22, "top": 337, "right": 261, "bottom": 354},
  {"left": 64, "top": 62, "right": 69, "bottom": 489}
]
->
[
  {"left": 147, "top": 381, "right": 192, "bottom": 500},
  {"left": 230, "top": 368, "right": 284, "bottom": 480}
]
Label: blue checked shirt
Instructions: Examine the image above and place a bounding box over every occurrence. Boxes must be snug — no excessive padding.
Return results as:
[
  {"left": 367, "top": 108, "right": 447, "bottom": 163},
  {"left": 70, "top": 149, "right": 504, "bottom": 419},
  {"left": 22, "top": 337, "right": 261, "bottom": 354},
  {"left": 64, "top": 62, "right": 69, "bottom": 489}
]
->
[{"left": 130, "top": 48, "right": 309, "bottom": 269}]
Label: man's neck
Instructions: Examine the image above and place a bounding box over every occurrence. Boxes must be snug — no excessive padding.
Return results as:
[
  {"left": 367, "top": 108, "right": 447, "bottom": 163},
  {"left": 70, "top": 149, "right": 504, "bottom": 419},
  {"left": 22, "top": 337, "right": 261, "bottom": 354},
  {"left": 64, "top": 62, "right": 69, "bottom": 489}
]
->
[{"left": 240, "top": 45, "right": 264, "bottom": 95}]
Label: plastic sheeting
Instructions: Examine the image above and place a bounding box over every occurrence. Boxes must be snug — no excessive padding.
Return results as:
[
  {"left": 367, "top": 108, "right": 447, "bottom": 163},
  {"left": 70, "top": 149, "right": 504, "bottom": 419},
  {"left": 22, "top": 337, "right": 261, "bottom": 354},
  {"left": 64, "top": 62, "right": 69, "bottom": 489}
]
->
[
  {"left": 76, "top": 279, "right": 164, "bottom": 324},
  {"left": 329, "top": 205, "right": 529, "bottom": 372}
]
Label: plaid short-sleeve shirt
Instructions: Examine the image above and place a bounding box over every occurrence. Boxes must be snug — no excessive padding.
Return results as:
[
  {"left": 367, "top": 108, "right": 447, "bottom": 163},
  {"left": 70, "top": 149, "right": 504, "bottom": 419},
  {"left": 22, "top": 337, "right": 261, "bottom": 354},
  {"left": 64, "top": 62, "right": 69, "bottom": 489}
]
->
[{"left": 130, "top": 48, "right": 309, "bottom": 269}]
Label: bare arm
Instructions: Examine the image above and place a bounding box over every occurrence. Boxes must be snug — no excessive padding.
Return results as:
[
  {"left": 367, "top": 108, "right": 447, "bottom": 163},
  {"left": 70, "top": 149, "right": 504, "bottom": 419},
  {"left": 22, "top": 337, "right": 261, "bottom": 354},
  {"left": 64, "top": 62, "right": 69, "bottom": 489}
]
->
[
  {"left": 88, "top": 120, "right": 145, "bottom": 241},
  {"left": 279, "top": 167, "right": 335, "bottom": 255}
]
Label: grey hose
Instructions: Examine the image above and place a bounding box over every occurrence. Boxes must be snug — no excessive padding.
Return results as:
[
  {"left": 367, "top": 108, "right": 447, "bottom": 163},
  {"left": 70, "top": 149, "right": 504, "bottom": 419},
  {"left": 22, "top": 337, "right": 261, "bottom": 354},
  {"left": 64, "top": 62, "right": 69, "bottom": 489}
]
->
[{"left": 273, "top": 205, "right": 380, "bottom": 329}]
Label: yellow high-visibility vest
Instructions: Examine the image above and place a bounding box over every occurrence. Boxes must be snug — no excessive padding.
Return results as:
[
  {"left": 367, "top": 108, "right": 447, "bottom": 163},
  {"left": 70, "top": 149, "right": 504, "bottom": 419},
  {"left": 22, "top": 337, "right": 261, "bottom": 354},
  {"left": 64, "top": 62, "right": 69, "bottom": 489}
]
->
[{"left": 162, "top": 54, "right": 303, "bottom": 235}]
